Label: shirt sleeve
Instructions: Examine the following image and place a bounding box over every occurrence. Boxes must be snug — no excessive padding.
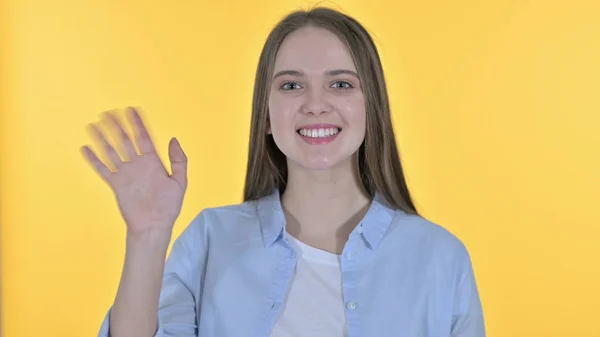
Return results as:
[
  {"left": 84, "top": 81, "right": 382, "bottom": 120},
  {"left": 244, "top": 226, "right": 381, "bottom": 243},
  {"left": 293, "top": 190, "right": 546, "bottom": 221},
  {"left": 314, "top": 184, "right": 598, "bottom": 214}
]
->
[
  {"left": 98, "top": 213, "right": 208, "bottom": 337},
  {"left": 451, "top": 247, "right": 486, "bottom": 337}
]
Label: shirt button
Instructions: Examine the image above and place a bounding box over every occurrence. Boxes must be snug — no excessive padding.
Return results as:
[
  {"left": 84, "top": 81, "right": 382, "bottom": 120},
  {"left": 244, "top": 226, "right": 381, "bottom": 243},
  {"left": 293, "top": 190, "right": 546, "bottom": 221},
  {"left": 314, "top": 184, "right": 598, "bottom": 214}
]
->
[
  {"left": 357, "top": 227, "right": 363, "bottom": 234},
  {"left": 346, "top": 301, "right": 357, "bottom": 310}
]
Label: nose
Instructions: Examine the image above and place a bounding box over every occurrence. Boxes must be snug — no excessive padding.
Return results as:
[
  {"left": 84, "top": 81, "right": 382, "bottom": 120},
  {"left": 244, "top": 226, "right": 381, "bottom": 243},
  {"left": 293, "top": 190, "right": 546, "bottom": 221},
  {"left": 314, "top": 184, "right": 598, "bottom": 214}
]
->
[{"left": 300, "top": 87, "right": 330, "bottom": 116}]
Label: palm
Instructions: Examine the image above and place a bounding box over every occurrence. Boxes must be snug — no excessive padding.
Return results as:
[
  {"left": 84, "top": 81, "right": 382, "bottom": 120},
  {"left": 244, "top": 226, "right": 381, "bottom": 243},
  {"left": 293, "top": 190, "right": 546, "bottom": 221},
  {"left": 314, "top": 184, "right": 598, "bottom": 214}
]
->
[
  {"left": 81, "top": 107, "right": 188, "bottom": 235},
  {"left": 112, "top": 152, "right": 184, "bottom": 233}
]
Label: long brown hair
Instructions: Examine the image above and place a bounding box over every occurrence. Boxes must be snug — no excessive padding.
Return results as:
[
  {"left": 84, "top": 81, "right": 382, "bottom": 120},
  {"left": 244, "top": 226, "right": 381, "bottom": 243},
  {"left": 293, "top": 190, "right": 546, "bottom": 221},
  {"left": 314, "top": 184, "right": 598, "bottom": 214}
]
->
[{"left": 243, "top": 7, "right": 418, "bottom": 215}]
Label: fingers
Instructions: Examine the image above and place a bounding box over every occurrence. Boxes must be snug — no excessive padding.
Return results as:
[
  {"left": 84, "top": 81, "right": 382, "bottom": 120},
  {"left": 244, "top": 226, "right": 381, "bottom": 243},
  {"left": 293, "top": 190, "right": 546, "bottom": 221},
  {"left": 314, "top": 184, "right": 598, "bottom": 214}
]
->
[
  {"left": 168, "top": 137, "right": 188, "bottom": 190},
  {"left": 80, "top": 145, "right": 113, "bottom": 183},
  {"left": 127, "top": 107, "right": 157, "bottom": 155},
  {"left": 82, "top": 107, "right": 161, "bottom": 182},
  {"left": 87, "top": 123, "right": 123, "bottom": 170},
  {"left": 103, "top": 110, "right": 138, "bottom": 160}
]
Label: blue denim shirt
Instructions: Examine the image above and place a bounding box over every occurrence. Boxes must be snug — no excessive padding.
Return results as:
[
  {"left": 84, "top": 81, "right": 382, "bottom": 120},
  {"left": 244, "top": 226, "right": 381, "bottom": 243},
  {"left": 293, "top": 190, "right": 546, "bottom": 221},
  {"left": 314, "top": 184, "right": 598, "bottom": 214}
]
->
[{"left": 99, "top": 189, "right": 485, "bottom": 337}]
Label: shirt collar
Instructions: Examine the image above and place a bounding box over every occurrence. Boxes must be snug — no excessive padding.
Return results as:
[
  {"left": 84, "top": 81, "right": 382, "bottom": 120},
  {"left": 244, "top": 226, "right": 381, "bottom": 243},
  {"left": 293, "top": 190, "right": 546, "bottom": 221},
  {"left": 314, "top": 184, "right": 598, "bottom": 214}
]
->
[
  {"left": 255, "top": 188, "right": 398, "bottom": 249},
  {"left": 256, "top": 189, "right": 287, "bottom": 247},
  {"left": 359, "top": 191, "right": 398, "bottom": 249}
]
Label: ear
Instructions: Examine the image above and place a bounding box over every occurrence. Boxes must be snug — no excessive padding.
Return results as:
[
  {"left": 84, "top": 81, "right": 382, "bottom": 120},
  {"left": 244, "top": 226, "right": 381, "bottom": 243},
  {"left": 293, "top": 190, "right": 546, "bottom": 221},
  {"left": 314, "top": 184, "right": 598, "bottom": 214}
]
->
[{"left": 266, "top": 117, "right": 272, "bottom": 134}]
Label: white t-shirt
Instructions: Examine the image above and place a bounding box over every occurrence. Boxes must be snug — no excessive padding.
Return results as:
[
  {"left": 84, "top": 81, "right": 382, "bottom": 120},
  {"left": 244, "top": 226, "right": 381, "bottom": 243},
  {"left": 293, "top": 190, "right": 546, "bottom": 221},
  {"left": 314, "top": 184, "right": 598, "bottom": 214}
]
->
[{"left": 270, "top": 232, "right": 348, "bottom": 337}]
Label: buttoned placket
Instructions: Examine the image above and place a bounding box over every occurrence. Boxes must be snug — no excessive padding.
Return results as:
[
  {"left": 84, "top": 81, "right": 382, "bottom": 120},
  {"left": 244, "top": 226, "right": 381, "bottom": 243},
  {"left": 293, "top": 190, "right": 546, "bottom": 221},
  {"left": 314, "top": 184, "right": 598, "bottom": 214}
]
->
[
  {"left": 260, "top": 223, "right": 367, "bottom": 337},
  {"left": 341, "top": 223, "right": 365, "bottom": 337},
  {"left": 260, "top": 236, "right": 298, "bottom": 337}
]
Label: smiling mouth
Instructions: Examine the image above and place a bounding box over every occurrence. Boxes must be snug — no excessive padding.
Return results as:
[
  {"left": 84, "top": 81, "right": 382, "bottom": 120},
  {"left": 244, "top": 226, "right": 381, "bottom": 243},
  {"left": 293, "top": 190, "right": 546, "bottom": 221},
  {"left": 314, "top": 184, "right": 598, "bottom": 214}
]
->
[{"left": 296, "top": 127, "right": 342, "bottom": 138}]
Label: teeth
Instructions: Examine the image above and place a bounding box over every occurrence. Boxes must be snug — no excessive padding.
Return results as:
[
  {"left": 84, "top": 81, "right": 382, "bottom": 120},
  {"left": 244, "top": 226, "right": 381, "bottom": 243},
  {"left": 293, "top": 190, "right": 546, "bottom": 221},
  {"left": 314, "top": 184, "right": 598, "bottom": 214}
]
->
[{"left": 299, "top": 127, "right": 340, "bottom": 138}]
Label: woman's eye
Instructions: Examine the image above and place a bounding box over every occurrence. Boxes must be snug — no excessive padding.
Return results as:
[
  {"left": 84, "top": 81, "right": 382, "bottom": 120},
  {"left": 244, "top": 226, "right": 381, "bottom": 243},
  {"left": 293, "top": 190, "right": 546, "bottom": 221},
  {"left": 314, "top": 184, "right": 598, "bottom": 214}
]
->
[
  {"left": 331, "top": 81, "right": 353, "bottom": 89},
  {"left": 281, "top": 82, "right": 303, "bottom": 90}
]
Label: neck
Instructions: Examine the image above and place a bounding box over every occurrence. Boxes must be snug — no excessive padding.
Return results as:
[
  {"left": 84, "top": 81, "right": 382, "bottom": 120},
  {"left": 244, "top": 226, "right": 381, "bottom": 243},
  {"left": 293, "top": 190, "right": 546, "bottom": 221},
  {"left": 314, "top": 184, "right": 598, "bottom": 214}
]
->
[{"left": 281, "top": 159, "right": 371, "bottom": 254}]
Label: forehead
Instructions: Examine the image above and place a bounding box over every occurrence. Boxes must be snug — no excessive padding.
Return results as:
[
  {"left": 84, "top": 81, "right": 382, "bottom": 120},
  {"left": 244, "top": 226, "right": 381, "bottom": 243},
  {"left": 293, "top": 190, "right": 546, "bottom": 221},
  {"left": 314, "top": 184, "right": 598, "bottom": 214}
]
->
[{"left": 273, "top": 26, "right": 356, "bottom": 72}]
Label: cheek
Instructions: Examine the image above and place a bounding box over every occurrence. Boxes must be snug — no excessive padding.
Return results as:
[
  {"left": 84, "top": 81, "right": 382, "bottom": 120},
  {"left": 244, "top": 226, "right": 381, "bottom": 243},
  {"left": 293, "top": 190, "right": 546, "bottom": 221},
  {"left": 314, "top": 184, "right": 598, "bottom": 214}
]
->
[
  {"left": 268, "top": 96, "right": 299, "bottom": 135},
  {"left": 339, "top": 96, "right": 366, "bottom": 129}
]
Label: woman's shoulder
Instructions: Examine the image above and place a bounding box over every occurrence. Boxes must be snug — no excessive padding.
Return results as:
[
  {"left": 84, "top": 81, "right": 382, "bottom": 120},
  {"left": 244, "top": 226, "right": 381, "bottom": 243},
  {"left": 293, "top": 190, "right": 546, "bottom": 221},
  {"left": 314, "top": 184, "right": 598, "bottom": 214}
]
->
[
  {"left": 196, "top": 199, "right": 259, "bottom": 222},
  {"left": 176, "top": 198, "right": 263, "bottom": 245},
  {"left": 392, "top": 211, "right": 472, "bottom": 260}
]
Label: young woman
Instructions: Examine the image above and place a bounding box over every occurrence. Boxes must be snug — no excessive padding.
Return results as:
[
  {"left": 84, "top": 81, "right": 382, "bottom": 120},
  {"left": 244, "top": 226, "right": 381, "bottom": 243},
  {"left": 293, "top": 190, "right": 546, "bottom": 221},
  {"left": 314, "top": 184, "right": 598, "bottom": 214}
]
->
[{"left": 83, "top": 7, "right": 485, "bottom": 337}]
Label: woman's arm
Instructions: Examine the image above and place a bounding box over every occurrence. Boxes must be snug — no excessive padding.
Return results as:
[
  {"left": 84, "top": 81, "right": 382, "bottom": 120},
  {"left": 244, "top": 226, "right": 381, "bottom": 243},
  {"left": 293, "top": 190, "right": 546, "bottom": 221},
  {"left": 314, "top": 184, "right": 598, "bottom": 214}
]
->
[
  {"left": 81, "top": 108, "right": 196, "bottom": 337},
  {"left": 99, "top": 214, "right": 206, "bottom": 337},
  {"left": 451, "top": 248, "right": 486, "bottom": 337},
  {"left": 108, "top": 230, "right": 172, "bottom": 337}
]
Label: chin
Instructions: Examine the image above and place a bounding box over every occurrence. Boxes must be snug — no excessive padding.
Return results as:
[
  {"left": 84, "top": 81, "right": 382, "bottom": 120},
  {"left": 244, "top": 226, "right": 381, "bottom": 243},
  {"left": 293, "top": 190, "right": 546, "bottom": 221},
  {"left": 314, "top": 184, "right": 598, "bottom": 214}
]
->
[
  {"left": 302, "top": 161, "right": 337, "bottom": 171},
  {"left": 293, "top": 154, "right": 351, "bottom": 172}
]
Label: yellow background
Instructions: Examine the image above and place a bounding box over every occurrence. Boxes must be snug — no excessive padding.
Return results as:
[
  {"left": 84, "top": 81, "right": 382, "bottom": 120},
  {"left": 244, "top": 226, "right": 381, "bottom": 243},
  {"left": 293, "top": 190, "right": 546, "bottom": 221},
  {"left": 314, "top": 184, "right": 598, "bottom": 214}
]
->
[{"left": 1, "top": 0, "right": 599, "bottom": 336}]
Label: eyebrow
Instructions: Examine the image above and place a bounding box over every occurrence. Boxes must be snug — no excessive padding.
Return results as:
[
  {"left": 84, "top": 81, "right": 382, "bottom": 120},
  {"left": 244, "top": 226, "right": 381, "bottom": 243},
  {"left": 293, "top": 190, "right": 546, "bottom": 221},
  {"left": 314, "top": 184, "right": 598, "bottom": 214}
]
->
[{"left": 272, "top": 69, "right": 360, "bottom": 80}]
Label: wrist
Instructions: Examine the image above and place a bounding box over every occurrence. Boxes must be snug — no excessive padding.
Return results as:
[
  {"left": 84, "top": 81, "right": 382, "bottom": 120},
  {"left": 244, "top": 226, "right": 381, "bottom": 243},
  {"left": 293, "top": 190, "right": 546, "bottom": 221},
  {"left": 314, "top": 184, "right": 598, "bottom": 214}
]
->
[{"left": 126, "top": 228, "right": 173, "bottom": 250}]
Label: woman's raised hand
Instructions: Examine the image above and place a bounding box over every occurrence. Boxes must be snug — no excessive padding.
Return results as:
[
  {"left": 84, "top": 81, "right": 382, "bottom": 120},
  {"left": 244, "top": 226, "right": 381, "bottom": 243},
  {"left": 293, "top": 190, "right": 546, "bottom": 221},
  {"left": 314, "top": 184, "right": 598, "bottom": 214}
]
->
[{"left": 81, "top": 107, "right": 188, "bottom": 237}]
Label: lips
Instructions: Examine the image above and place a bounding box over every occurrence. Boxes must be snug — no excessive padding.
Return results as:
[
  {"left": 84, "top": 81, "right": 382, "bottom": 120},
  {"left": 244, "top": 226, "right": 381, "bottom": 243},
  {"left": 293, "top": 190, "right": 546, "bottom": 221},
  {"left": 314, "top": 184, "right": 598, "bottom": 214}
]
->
[
  {"left": 296, "top": 123, "right": 342, "bottom": 138},
  {"left": 295, "top": 123, "right": 342, "bottom": 145},
  {"left": 297, "top": 127, "right": 341, "bottom": 138}
]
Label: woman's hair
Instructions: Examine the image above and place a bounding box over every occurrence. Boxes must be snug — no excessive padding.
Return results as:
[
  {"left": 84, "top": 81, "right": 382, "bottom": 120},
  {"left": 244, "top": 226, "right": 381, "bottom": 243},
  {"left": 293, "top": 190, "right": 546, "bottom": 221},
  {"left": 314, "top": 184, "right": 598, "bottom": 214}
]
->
[{"left": 243, "top": 6, "right": 418, "bottom": 215}]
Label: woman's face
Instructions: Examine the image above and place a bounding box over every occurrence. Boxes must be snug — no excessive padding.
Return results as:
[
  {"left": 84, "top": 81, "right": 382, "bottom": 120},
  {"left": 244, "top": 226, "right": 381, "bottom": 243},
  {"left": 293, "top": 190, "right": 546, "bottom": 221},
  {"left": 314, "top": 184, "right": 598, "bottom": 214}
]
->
[{"left": 268, "top": 26, "right": 366, "bottom": 172}]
